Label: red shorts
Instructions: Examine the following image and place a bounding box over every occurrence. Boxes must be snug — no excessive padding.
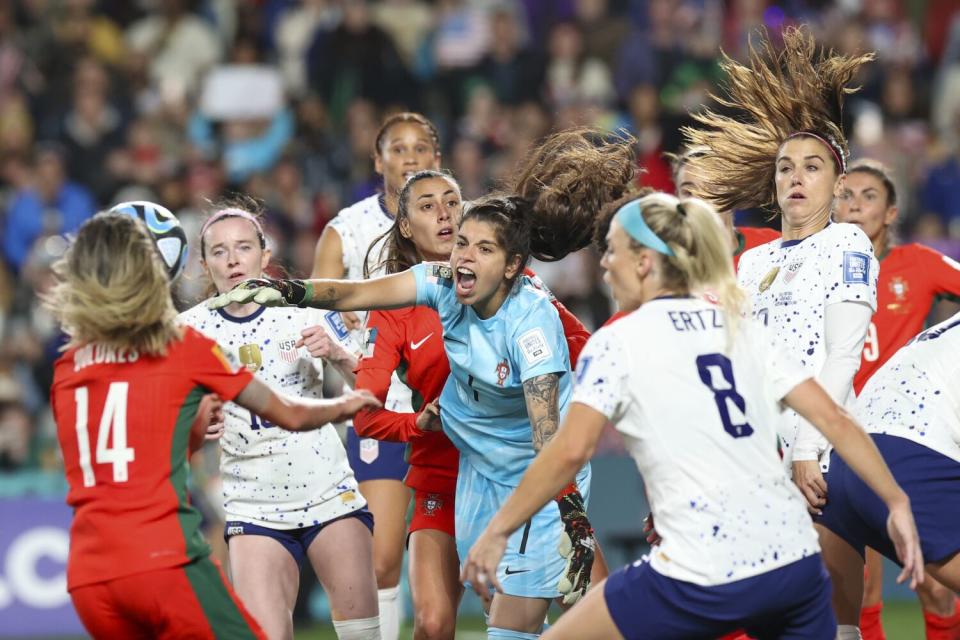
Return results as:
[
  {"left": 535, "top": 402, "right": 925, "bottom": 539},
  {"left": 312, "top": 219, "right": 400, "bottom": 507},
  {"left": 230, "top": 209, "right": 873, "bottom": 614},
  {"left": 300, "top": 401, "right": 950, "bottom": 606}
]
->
[
  {"left": 70, "top": 557, "right": 264, "bottom": 640},
  {"left": 408, "top": 489, "right": 455, "bottom": 537}
]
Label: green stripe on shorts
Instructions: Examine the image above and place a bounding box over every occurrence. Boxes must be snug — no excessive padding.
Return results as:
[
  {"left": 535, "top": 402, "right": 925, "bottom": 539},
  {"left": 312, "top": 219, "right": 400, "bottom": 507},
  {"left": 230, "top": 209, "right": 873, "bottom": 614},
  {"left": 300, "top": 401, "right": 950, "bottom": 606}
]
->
[{"left": 184, "top": 557, "right": 260, "bottom": 640}]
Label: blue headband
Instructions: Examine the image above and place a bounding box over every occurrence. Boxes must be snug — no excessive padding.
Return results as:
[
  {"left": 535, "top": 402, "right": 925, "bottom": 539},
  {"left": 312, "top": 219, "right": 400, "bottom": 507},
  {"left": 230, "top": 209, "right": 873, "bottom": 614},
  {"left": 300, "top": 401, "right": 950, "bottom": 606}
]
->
[{"left": 614, "top": 200, "right": 675, "bottom": 257}]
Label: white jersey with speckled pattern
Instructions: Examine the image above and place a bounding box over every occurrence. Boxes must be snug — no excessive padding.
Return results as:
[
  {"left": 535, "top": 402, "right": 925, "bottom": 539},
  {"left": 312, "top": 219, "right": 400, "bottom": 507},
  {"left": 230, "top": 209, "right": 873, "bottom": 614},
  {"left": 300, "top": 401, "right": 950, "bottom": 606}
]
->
[
  {"left": 856, "top": 311, "right": 960, "bottom": 463},
  {"left": 328, "top": 193, "right": 413, "bottom": 413},
  {"left": 178, "top": 303, "right": 365, "bottom": 529},
  {"left": 736, "top": 222, "right": 878, "bottom": 465},
  {"left": 572, "top": 297, "right": 820, "bottom": 586}
]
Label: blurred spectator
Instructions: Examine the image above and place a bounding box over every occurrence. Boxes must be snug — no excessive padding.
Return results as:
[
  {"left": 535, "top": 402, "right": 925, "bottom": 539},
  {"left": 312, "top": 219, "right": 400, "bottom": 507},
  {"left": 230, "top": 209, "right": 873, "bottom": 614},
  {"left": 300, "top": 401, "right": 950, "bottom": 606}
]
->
[
  {"left": 574, "top": 0, "right": 629, "bottom": 70},
  {"left": 125, "top": 0, "right": 222, "bottom": 99},
  {"left": 274, "top": 0, "right": 340, "bottom": 97},
  {"left": 371, "top": 0, "right": 433, "bottom": 71},
  {"left": 628, "top": 84, "right": 673, "bottom": 193},
  {"left": 57, "top": 57, "right": 127, "bottom": 202},
  {"left": 308, "top": 0, "right": 413, "bottom": 120},
  {"left": 470, "top": 5, "right": 545, "bottom": 106},
  {"left": 3, "top": 145, "right": 96, "bottom": 271}
]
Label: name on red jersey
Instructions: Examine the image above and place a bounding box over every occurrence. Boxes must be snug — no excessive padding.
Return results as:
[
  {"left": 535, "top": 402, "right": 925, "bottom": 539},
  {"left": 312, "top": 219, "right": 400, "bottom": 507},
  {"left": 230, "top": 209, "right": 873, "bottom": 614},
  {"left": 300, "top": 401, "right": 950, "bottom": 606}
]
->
[{"left": 73, "top": 343, "right": 140, "bottom": 372}]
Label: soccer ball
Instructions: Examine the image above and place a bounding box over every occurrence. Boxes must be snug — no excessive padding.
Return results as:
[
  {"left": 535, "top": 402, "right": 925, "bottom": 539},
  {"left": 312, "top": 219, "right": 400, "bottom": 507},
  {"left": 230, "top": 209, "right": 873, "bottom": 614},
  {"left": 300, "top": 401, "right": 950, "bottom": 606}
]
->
[{"left": 109, "top": 201, "right": 188, "bottom": 281}]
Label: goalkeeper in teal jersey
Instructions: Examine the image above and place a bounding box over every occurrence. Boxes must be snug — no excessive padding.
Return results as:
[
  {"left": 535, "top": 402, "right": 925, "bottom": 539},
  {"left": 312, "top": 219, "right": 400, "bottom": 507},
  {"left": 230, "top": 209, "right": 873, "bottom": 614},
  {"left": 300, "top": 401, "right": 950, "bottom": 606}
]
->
[{"left": 209, "top": 129, "right": 637, "bottom": 639}]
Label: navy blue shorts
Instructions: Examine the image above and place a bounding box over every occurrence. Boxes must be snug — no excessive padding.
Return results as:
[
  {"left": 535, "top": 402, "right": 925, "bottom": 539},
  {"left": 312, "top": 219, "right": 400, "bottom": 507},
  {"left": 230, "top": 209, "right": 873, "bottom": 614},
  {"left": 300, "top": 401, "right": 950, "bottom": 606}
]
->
[
  {"left": 346, "top": 426, "right": 409, "bottom": 482},
  {"left": 604, "top": 554, "right": 835, "bottom": 639},
  {"left": 819, "top": 433, "right": 960, "bottom": 565},
  {"left": 224, "top": 508, "right": 374, "bottom": 567}
]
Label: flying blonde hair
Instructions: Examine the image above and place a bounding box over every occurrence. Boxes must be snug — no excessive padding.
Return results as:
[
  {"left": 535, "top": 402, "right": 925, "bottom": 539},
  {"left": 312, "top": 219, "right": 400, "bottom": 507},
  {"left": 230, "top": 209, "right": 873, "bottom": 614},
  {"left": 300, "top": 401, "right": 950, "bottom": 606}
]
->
[
  {"left": 683, "top": 26, "right": 874, "bottom": 213},
  {"left": 44, "top": 213, "right": 181, "bottom": 356}
]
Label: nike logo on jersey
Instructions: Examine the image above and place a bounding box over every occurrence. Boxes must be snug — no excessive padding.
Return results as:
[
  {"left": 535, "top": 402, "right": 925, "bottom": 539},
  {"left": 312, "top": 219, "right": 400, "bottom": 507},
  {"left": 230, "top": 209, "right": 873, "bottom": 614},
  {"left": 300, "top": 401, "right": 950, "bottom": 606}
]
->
[
  {"left": 504, "top": 567, "right": 530, "bottom": 575},
  {"left": 410, "top": 334, "right": 433, "bottom": 350}
]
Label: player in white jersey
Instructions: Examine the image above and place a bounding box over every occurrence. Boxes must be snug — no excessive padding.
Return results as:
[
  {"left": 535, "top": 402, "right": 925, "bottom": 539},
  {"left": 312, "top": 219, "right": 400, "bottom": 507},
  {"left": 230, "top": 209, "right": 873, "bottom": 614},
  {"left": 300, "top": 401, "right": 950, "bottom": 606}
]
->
[
  {"left": 209, "top": 129, "right": 639, "bottom": 638},
  {"left": 181, "top": 202, "right": 380, "bottom": 640},
  {"left": 310, "top": 113, "right": 442, "bottom": 639},
  {"left": 685, "top": 28, "right": 878, "bottom": 518},
  {"left": 460, "top": 192, "right": 922, "bottom": 640},
  {"left": 819, "top": 312, "right": 960, "bottom": 633}
]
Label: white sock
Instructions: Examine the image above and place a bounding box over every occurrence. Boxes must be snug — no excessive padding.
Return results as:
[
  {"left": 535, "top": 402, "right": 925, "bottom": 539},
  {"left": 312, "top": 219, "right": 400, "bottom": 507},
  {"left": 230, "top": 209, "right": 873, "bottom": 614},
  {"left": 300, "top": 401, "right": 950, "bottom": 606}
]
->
[
  {"left": 333, "top": 616, "right": 381, "bottom": 640},
  {"left": 377, "top": 586, "right": 401, "bottom": 640},
  {"left": 836, "top": 625, "right": 862, "bottom": 640}
]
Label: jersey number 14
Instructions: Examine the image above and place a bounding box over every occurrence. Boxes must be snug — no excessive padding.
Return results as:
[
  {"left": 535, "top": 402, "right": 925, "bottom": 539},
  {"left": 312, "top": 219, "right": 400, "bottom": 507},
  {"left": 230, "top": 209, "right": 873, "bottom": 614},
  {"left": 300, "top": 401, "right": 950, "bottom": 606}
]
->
[
  {"left": 73, "top": 383, "right": 136, "bottom": 487},
  {"left": 696, "top": 354, "right": 754, "bottom": 439}
]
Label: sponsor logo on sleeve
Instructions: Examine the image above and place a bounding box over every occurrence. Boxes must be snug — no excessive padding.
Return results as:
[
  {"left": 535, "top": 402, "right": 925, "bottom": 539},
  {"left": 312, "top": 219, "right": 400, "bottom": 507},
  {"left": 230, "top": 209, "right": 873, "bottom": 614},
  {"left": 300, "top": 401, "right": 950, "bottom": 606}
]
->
[
  {"left": 517, "top": 328, "right": 551, "bottom": 366},
  {"left": 843, "top": 251, "right": 870, "bottom": 284}
]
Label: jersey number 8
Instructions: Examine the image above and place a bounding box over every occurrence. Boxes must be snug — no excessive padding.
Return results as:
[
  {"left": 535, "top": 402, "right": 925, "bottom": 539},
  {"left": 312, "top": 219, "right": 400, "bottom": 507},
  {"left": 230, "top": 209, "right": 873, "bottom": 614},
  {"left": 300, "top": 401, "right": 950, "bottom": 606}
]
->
[{"left": 695, "top": 354, "right": 754, "bottom": 439}]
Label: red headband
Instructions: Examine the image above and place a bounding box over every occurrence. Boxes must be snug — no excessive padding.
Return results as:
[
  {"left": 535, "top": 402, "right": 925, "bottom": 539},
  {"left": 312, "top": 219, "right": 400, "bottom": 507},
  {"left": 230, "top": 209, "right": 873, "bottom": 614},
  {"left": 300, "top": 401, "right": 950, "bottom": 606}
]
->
[
  {"left": 785, "top": 131, "right": 847, "bottom": 173},
  {"left": 200, "top": 208, "right": 265, "bottom": 241}
]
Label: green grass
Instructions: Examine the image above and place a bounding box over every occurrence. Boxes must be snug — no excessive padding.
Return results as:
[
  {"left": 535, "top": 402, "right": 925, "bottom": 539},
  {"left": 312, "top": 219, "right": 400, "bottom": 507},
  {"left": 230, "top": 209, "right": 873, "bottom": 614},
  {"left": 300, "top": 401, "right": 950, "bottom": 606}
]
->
[{"left": 295, "top": 602, "right": 927, "bottom": 639}]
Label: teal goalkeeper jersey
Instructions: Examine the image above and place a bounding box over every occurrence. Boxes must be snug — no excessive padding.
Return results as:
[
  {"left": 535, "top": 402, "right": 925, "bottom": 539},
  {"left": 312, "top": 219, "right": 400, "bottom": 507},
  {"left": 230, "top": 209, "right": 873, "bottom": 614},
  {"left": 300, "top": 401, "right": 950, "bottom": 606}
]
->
[{"left": 411, "top": 263, "right": 573, "bottom": 486}]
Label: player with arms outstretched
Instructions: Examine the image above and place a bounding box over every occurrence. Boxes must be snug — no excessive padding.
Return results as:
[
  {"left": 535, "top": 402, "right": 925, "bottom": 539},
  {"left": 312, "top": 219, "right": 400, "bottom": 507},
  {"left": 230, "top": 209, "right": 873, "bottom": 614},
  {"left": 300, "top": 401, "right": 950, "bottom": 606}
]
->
[
  {"left": 47, "top": 214, "right": 378, "bottom": 639},
  {"left": 354, "top": 169, "right": 594, "bottom": 639},
  {"left": 211, "top": 129, "right": 637, "bottom": 638}
]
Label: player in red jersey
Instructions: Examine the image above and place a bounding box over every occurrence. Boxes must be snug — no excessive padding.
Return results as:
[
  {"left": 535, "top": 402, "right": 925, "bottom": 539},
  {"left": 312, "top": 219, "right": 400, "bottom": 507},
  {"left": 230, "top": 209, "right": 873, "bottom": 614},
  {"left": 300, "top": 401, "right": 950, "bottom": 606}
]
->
[
  {"left": 46, "top": 214, "right": 379, "bottom": 640},
  {"left": 835, "top": 160, "right": 960, "bottom": 640},
  {"left": 352, "top": 170, "right": 595, "bottom": 638}
]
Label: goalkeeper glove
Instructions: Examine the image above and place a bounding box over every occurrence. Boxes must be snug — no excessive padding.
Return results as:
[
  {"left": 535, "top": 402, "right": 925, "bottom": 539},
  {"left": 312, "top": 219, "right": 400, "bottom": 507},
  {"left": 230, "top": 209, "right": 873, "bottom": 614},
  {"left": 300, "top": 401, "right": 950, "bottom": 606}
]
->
[
  {"left": 208, "top": 278, "right": 310, "bottom": 309},
  {"left": 556, "top": 483, "right": 596, "bottom": 605}
]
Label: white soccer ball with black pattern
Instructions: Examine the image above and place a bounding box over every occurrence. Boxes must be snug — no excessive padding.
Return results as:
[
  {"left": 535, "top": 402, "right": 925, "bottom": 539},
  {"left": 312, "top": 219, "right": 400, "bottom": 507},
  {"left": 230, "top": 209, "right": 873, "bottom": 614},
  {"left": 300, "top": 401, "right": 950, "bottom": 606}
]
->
[{"left": 109, "top": 201, "right": 188, "bottom": 281}]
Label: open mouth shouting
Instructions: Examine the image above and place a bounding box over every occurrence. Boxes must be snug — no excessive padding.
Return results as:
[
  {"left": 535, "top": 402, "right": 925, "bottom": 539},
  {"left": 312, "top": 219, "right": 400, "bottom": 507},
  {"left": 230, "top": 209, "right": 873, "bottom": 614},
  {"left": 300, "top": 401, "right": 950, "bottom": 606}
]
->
[{"left": 456, "top": 267, "right": 477, "bottom": 297}]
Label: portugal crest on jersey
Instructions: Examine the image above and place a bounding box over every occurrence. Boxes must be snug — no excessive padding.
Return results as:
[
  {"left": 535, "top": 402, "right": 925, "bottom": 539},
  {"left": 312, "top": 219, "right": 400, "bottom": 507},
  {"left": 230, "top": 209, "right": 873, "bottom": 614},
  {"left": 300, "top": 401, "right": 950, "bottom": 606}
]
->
[
  {"left": 889, "top": 276, "right": 909, "bottom": 301},
  {"left": 496, "top": 359, "right": 510, "bottom": 386}
]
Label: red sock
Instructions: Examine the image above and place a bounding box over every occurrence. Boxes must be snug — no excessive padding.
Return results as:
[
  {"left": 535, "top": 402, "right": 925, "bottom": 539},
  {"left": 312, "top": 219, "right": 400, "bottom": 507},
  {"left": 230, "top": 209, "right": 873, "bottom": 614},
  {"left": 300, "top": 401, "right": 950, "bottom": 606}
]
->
[
  {"left": 923, "top": 598, "right": 960, "bottom": 640},
  {"left": 861, "top": 602, "right": 886, "bottom": 640},
  {"left": 717, "top": 633, "right": 752, "bottom": 640}
]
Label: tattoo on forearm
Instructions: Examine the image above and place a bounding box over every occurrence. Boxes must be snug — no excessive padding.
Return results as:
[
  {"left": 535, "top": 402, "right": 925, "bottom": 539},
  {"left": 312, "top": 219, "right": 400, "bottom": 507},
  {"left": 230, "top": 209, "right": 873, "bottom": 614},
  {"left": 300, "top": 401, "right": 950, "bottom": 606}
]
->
[
  {"left": 524, "top": 373, "right": 560, "bottom": 451},
  {"left": 311, "top": 284, "right": 339, "bottom": 308}
]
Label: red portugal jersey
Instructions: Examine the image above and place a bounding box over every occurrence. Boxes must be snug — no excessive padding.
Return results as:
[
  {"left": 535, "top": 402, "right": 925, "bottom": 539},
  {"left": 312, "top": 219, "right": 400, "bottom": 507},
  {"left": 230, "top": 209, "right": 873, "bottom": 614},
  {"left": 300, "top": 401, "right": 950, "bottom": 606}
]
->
[
  {"left": 854, "top": 244, "right": 960, "bottom": 393},
  {"left": 51, "top": 327, "right": 253, "bottom": 590},
  {"left": 603, "top": 225, "right": 781, "bottom": 327},
  {"left": 353, "top": 270, "right": 591, "bottom": 494}
]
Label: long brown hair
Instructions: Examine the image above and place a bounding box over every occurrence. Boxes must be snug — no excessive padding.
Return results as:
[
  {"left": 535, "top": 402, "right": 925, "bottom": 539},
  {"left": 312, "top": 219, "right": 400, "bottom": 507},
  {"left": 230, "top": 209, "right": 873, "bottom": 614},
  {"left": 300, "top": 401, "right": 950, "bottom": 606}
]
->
[
  {"left": 44, "top": 213, "right": 181, "bottom": 356},
  {"left": 683, "top": 27, "right": 874, "bottom": 213},
  {"left": 487, "top": 127, "right": 637, "bottom": 269}
]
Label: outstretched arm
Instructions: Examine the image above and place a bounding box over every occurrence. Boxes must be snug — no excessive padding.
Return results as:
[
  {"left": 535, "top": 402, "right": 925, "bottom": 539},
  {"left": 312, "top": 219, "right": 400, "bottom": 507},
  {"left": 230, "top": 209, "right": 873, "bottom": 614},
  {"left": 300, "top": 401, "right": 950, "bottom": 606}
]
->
[
  {"left": 234, "top": 377, "right": 381, "bottom": 432},
  {"left": 208, "top": 270, "right": 418, "bottom": 312}
]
